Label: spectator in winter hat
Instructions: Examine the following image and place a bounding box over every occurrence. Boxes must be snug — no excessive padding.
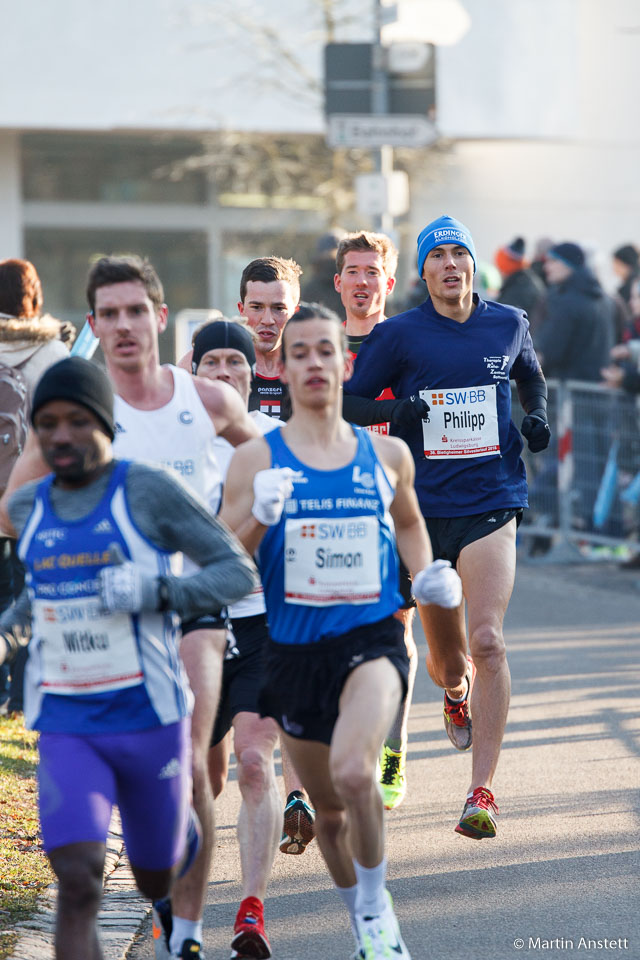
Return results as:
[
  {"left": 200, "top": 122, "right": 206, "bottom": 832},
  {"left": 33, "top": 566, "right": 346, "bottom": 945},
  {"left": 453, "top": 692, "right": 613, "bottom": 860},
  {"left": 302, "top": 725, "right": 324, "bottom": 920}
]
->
[
  {"left": 494, "top": 237, "right": 546, "bottom": 320},
  {"left": 536, "top": 243, "right": 615, "bottom": 381}
]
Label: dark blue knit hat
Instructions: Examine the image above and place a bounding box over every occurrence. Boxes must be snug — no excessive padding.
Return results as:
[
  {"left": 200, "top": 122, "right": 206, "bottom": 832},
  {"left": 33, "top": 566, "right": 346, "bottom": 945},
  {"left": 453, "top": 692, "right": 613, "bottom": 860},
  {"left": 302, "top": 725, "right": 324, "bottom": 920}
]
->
[{"left": 548, "top": 242, "right": 585, "bottom": 270}]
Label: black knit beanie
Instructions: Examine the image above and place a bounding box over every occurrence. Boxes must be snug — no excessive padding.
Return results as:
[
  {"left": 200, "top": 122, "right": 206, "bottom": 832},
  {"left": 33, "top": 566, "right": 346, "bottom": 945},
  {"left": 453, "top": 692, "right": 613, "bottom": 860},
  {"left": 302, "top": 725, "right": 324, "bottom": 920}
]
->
[
  {"left": 192, "top": 320, "right": 256, "bottom": 374},
  {"left": 31, "top": 357, "right": 115, "bottom": 439},
  {"left": 613, "top": 244, "right": 639, "bottom": 270}
]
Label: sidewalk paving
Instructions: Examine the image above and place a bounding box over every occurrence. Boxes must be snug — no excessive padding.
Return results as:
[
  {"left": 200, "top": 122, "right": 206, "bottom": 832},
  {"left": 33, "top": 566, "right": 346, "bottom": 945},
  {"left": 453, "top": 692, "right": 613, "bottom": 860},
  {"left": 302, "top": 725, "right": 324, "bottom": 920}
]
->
[{"left": 7, "top": 812, "right": 149, "bottom": 960}]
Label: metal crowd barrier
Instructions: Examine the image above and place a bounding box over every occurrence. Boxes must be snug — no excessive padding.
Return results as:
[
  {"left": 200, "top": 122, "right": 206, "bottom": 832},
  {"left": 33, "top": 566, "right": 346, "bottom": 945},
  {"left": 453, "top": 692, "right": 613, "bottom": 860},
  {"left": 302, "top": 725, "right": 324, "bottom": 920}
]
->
[{"left": 512, "top": 379, "right": 640, "bottom": 559}]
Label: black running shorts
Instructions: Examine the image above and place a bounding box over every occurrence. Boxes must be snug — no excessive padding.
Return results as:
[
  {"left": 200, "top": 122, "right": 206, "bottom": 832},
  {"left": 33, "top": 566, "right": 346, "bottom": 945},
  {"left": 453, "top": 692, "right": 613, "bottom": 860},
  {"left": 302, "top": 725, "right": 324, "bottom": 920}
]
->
[
  {"left": 397, "top": 557, "right": 416, "bottom": 609},
  {"left": 181, "top": 610, "right": 227, "bottom": 636},
  {"left": 425, "top": 508, "right": 523, "bottom": 569},
  {"left": 258, "top": 616, "right": 409, "bottom": 746},
  {"left": 211, "top": 613, "right": 269, "bottom": 746}
]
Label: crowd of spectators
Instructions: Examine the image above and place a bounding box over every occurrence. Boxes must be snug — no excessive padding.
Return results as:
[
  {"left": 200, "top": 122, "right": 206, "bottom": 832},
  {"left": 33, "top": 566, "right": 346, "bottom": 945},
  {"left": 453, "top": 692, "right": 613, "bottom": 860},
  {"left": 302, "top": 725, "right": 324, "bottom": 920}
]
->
[{"left": 490, "top": 236, "right": 640, "bottom": 565}]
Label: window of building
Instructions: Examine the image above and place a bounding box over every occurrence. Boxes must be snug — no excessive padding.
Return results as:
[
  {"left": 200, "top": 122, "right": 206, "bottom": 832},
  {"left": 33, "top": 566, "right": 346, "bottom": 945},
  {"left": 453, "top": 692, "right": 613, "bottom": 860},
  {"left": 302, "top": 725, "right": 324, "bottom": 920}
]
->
[
  {"left": 25, "top": 228, "right": 208, "bottom": 363},
  {"left": 22, "top": 133, "right": 208, "bottom": 205}
]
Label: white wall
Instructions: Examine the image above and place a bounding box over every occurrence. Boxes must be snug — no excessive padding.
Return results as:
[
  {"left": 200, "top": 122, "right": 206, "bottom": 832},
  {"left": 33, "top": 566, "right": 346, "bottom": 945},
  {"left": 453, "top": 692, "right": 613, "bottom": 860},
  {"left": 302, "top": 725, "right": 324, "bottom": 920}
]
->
[
  {"left": 0, "top": 0, "right": 343, "bottom": 133},
  {"left": 437, "top": 0, "right": 581, "bottom": 139}
]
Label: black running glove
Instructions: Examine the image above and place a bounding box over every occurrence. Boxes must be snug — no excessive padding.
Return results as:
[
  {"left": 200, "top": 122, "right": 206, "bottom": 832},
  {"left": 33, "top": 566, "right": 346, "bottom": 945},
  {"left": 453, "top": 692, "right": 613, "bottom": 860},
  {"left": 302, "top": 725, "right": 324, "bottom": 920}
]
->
[
  {"left": 0, "top": 623, "right": 30, "bottom": 666},
  {"left": 520, "top": 410, "right": 551, "bottom": 453},
  {"left": 390, "top": 396, "right": 430, "bottom": 429}
]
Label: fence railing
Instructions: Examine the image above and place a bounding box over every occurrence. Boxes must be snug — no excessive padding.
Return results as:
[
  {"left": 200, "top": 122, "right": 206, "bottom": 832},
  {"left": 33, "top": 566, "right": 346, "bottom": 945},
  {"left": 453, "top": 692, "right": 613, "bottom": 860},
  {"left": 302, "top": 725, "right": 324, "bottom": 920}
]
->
[{"left": 513, "top": 379, "right": 640, "bottom": 558}]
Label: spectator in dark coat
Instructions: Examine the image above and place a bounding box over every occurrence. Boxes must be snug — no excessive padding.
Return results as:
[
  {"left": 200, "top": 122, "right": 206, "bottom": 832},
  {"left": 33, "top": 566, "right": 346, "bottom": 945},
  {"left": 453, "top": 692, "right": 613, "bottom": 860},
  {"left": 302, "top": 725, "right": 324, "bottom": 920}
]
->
[
  {"left": 301, "top": 229, "right": 347, "bottom": 318},
  {"left": 536, "top": 242, "right": 615, "bottom": 381},
  {"left": 612, "top": 243, "right": 639, "bottom": 310},
  {"left": 530, "top": 236, "right": 554, "bottom": 286},
  {"left": 494, "top": 236, "right": 546, "bottom": 319}
]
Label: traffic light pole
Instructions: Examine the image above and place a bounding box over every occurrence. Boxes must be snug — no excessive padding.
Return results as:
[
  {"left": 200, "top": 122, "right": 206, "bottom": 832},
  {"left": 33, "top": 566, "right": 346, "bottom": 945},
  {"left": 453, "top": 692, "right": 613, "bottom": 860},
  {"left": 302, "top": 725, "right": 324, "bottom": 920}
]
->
[{"left": 372, "top": 0, "right": 393, "bottom": 234}]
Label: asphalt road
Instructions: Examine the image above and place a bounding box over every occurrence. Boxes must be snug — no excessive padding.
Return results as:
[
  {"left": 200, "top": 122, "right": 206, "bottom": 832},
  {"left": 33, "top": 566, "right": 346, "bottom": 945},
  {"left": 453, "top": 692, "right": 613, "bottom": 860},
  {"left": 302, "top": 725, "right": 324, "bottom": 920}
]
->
[{"left": 128, "top": 559, "right": 640, "bottom": 960}]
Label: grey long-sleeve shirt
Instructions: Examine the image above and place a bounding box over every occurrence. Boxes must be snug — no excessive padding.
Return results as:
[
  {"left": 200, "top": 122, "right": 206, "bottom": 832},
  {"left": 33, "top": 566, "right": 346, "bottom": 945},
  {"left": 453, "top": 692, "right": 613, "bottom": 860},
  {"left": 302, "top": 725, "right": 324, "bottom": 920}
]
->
[{"left": 1, "top": 459, "right": 258, "bottom": 649}]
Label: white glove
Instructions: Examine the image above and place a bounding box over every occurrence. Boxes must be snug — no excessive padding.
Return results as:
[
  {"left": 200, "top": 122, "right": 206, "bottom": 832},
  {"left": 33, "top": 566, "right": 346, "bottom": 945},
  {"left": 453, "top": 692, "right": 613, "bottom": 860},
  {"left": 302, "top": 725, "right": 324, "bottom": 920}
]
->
[
  {"left": 251, "top": 468, "right": 300, "bottom": 527},
  {"left": 98, "top": 543, "right": 159, "bottom": 614},
  {"left": 412, "top": 559, "right": 462, "bottom": 609}
]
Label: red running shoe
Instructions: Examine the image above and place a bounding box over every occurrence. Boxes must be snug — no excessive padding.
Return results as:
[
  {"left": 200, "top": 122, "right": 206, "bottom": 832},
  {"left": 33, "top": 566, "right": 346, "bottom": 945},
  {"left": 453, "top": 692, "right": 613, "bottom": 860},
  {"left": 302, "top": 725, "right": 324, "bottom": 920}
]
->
[
  {"left": 230, "top": 896, "right": 271, "bottom": 959},
  {"left": 443, "top": 656, "right": 475, "bottom": 751}
]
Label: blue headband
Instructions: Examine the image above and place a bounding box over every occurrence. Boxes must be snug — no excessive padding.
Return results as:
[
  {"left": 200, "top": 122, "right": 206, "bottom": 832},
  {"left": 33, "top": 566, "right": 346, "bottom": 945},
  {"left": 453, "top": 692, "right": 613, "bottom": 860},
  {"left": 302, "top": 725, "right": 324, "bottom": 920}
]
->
[{"left": 417, "top": 215, "right": 477, "bottom": 279}]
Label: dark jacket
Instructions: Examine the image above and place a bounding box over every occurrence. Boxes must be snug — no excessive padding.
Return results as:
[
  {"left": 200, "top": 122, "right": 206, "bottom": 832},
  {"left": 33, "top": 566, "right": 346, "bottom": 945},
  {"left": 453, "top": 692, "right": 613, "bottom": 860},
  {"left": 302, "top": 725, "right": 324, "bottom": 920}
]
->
[
  {"left": 496, "top": 267, "right": 546, "bottom": 320},
  {"left": 301, "top": 259, "right": 345, "bottom": 318},
  {"left": 618, "top": 269, "right": 640, "bottom": 309},
  {"left": 535, "top": 267, "right": 615, "bottom": 381}
]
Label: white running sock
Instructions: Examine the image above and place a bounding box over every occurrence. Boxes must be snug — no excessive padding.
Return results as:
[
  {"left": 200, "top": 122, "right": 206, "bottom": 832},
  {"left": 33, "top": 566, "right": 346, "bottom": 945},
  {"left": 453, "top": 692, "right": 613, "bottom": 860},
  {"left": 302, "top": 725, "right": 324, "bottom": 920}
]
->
[
  {"left": 336, "top": 882, "right": 359, "bottom": 918},
  {"left": 336, "top": 883, "right": 360, "bottom": 944},
  {"left": 354, "top": 858, "right": 387, "bottom": 918},
  {"left": 169, "top": 916, "right": 203, "bottom": 956}
]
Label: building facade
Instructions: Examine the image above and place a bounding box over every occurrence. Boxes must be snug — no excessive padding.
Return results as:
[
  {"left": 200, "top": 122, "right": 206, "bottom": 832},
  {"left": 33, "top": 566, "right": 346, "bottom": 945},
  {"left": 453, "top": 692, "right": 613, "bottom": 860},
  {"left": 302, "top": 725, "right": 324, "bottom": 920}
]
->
[{"left": 1, "top": 0, "right": 637, "bottom": 348}]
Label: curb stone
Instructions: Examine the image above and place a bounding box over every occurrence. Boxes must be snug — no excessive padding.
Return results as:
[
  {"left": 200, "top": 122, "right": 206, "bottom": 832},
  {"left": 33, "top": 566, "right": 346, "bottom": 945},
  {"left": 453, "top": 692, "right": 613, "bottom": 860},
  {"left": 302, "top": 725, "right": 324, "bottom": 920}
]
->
[{"left": 6, "top": 810, "right": 150, "bottom": 960}]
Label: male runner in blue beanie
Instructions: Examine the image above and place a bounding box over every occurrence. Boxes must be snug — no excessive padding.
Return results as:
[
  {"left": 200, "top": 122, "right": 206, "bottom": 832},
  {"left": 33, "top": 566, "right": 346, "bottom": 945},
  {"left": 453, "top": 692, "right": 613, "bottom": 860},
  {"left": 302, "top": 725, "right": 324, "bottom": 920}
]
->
[{"left": 345, "top": 214, "right": 550, "bottom": 839}]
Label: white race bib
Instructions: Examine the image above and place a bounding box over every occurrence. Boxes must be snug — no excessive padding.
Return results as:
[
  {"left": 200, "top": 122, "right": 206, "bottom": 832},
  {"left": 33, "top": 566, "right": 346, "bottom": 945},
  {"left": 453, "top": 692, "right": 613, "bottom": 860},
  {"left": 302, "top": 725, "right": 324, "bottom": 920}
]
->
[
  {"left": 35, "top": 597, "right": 143, "bottom": 694},
  {"left": 284, "top": 515, "right": 381, "bottom": 606},
  {"left": 420, "top": 385, "right": 500, "bottom": 459}
]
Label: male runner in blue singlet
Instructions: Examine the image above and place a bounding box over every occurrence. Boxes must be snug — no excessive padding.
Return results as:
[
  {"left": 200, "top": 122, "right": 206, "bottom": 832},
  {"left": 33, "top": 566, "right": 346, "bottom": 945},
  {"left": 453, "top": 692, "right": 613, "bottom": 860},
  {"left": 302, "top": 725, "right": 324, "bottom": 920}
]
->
[
  {"left": 0, "top": 357, "right": 257, "bottom": 960},
  {"left": 0, "top": 256, "right": 260, "bottom": 960},
  {"left": 221, "top": 305, "right": 462, "bottom": 960},
  {"left": 344, "top": 215, "right": 551, "bottom": 840}
]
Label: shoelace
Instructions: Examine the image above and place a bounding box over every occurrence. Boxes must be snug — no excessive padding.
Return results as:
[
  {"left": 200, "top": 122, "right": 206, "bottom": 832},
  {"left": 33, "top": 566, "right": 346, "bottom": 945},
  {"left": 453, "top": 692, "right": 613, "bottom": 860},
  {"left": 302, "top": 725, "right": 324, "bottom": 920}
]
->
[
  {"left": 444, "top": 696, "right": 470, "bottom": 727},
  {"left": 468, "top": 787, "right": 499, "bottom": 814},
  {"left": 380, "top": 752, "right": 401, "bottom": 785},
  {"left": 362, "top": 914, "right": 397, "bottom": 953}
]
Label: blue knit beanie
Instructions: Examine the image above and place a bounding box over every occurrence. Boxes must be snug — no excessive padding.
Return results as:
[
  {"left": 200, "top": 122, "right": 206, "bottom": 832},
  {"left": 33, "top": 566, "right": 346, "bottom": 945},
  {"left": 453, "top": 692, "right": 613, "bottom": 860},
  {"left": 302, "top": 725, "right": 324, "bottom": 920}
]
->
[{"left": 417, "top": 215, "right": 477, "bottom": 279}]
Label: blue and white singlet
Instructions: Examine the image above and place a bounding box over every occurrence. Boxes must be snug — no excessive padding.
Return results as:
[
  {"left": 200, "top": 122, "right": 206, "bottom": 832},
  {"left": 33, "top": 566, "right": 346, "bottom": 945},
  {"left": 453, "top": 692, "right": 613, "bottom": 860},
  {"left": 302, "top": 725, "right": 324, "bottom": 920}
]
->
[
  {"left": 18, "top": 461, "right": 191, "bottom": 733},
  {"left": 258, "top": 426, "right": 402, "bottom": 645}
]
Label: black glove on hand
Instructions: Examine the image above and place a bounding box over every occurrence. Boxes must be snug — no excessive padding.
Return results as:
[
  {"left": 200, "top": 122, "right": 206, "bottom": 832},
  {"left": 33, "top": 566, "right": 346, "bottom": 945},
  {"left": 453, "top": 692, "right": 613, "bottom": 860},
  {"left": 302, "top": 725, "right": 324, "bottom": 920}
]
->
[
  {"left": 391, "top": 395, "right": 430, "bottom": 429},
  {"left": 521, "top": 411, "right": 551, "bottom": 452}
]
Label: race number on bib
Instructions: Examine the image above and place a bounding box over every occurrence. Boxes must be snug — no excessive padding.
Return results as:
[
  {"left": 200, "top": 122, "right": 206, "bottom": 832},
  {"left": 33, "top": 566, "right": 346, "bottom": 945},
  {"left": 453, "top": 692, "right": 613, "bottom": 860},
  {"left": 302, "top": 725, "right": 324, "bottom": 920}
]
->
[
  {"left": 35, "top": 597, "right": 143, "bottom": 694},
  {"left": 284, "top": 515, "right": 381, "bottom": 606},
  {"left": 420, "top": 385, "right": 500, "bottom": 459}
]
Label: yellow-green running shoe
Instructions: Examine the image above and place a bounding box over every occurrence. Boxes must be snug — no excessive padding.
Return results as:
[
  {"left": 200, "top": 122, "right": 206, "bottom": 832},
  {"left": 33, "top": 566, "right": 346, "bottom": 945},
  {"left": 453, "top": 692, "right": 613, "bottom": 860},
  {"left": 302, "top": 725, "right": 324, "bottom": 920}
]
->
[
  {"left": 377, "top": 746, "right": 406, "bottom": 810},
  {"left": 355, "top": 890, "right": 411, "bottom": 959}
]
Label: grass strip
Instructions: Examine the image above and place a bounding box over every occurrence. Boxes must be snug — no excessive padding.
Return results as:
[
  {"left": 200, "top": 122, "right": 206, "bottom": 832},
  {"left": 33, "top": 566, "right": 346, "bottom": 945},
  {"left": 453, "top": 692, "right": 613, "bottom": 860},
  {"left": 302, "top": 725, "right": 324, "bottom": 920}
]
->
[{"left": 0, "top": 714, "right": 53, "bottom": 960}]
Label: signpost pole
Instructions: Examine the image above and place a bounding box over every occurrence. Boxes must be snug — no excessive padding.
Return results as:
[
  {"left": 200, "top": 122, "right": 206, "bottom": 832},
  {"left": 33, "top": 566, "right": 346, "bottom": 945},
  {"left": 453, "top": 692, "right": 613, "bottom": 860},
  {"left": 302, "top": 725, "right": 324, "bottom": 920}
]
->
[{"left": 373, "top": 0, "right": 393, "bottom": 233}]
